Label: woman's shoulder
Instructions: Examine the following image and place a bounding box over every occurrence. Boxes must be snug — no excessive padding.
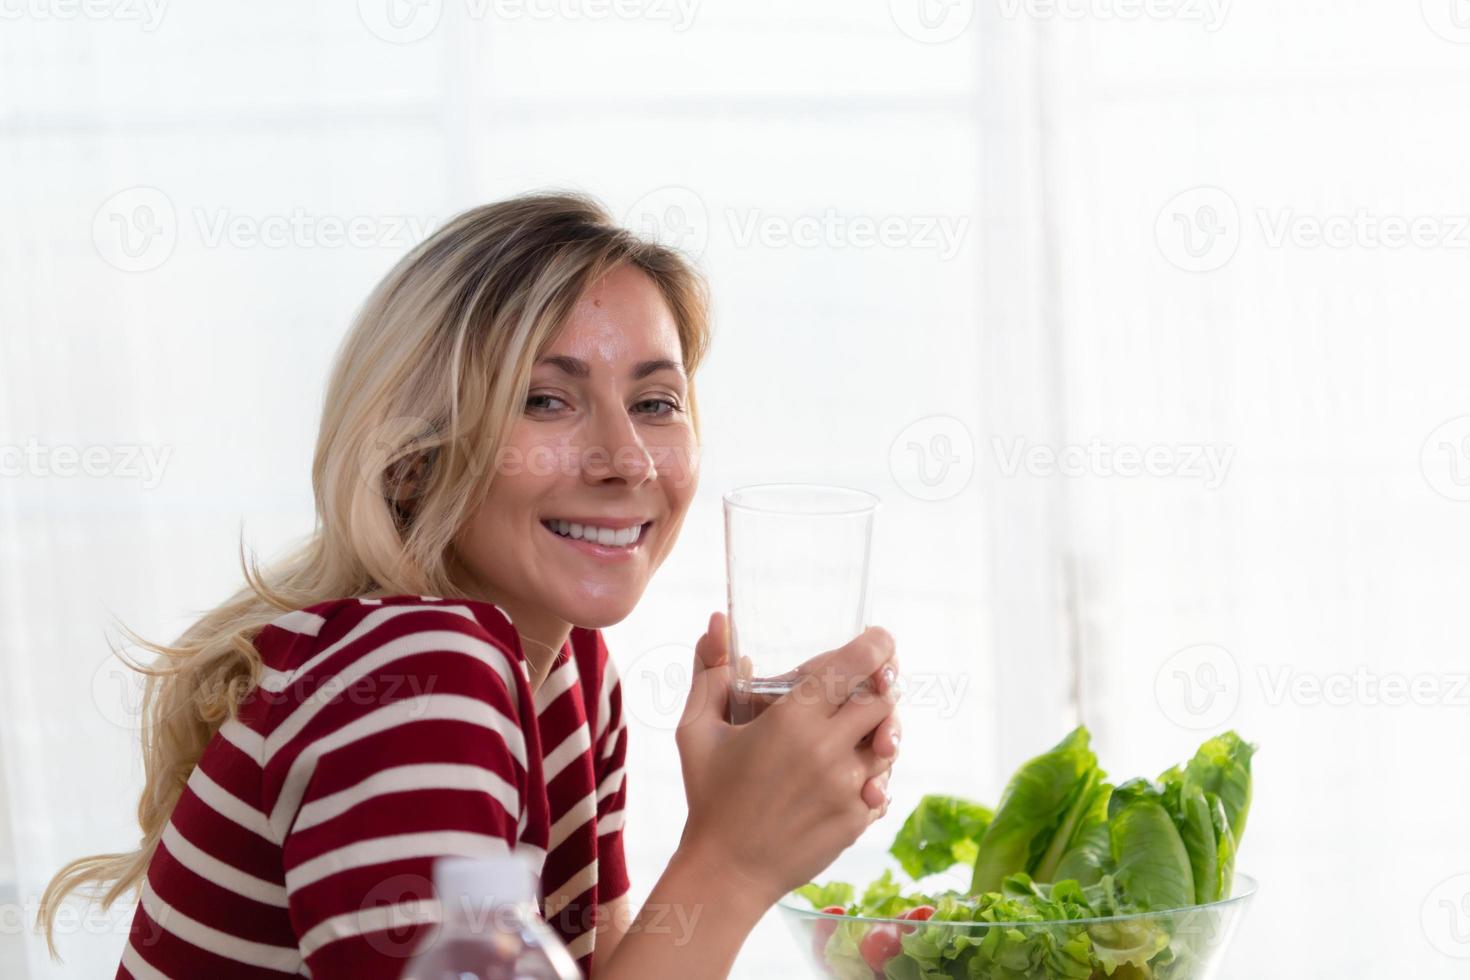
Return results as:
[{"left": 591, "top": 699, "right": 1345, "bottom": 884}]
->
[
  {"left": 261, "top": 592, "right": 524, "bottom": 656},
  {"left": 250, "top": 593, "right": 530, "bottom": 706}
]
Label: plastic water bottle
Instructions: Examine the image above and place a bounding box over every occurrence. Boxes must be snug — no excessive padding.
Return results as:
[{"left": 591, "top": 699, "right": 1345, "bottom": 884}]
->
[{"left": 400, "top": 854, "right": 583, "bottom": 980}]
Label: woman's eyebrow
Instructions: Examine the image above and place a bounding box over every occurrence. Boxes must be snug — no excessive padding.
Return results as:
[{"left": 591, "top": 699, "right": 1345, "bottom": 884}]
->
[
  {"left": 633, "top": 357, "right": 686, "bottom": 380},
  {"left": 536, "top": 355, "right": 685, "bottom": 380}
]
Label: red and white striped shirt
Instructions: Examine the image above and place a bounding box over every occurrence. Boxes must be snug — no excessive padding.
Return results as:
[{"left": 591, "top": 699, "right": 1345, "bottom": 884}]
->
[{"left": 117, "top": 593, "right": 630, "bottom": 979}]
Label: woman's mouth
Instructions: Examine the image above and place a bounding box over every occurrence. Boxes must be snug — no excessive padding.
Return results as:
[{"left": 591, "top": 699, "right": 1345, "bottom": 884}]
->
[{"left": 540, "top": 518, "right": 652, "bottom": 559}]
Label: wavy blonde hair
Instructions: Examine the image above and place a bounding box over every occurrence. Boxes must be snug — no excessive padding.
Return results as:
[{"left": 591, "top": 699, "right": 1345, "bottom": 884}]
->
[{"left": 37, "top": 191, "right": 711, "bottom": 956}]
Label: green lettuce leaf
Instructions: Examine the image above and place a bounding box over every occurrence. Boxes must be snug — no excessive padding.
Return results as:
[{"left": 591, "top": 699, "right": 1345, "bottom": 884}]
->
[
  {"left": 1033, "top": 768, "right": 1099, "bottom": 883},
  {"left": 1049, "top": 774, "right": 1114, "bottom": 889},
  {"left": 822, "top": 917, "right": 888, "bottom": 980},
  {"left": 1158, "top": 771, "right": 1220, "bottom": 905},
  {"left": 1038, "top": 771, "right": 1114, "bottom": 886},
  {"left": 795, "top": 879, "right": 854, "bottom": 909},
  {"left": 1087, "top": 915, "right": 1172, "bottom": 975},
  {"left": 808, "top": 729, "right": 1260, "bottom": 980},
  {"left": 1209, "top": 792, "right": 1238, "bottom": 903},
  {"left": 1176, "top": 731, "right": 1255, "bottom": 842},
  {"left": 860, "top": 869, "right": 910, "bottom": 917},
  {"left": 890, "top": 794, "right": 995, "bottom": 880},
  {"left": 1109, "top": 779, "right": 1196, "bottom": 911},
  {"left": 970, "top": 727, "right": 1101, "bottom": 894}
]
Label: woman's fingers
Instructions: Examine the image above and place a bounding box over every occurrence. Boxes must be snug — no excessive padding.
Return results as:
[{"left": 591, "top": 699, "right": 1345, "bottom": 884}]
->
[
  {"left": 871, "top": 709, "right": 902, "bottom": 760},
  {"left": 693, "top": 611, "right": 730, "bottom": 671},
  {"left": 677, "top": 617, "right": 733, "bottom": 749},
  {"left": 787, "top": 627, "right": 896, "bottom": 718},
  {"left": 833, "top": 657, "right": 899, "bottom": 740},
  {"left": 861, "top": 773, "right": 890, "bottom": 812},
  {"left": 853, "top": 730, "right": 899, "bottom": 809}
]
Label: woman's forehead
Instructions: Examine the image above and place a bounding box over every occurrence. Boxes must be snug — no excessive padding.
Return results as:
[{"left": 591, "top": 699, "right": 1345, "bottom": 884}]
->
[{"left": 540, "top": 296, "right": 684, "bottom": 372}]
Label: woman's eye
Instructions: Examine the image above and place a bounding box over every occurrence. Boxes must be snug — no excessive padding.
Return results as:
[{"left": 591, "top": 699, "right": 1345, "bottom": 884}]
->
[
  {"left": 635, "top": 397, "right": 681, "bottom": 418},
  {"left": 526, "top": 394, "right": 568, "bottom": 413}
]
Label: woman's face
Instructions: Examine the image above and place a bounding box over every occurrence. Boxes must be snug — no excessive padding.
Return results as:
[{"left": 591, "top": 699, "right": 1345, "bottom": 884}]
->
[{"left": 455, "top": 264, "right": 699, "bottom": 634}]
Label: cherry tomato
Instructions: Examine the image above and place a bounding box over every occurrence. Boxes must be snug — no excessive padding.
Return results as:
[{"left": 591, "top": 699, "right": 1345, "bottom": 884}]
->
[
  {"left": 898, "top": 905, "right": 936, "bottom": 934},
  {"left": 812, "top": 907, "right": 846, "bottom": 961},
  {"left": 859, "top": 923, "right": 903, "bottom": 974}
]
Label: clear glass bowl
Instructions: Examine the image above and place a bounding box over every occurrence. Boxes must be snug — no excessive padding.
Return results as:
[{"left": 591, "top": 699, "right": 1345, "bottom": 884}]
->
[{"left": 777, "top": 874, "right": 1257, "bottom": 980}]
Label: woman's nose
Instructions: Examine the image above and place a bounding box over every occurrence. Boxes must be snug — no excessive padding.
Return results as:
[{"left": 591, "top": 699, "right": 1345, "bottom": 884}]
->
[{"left": 581, "top": 407, "right": 656, "bottom": 486}]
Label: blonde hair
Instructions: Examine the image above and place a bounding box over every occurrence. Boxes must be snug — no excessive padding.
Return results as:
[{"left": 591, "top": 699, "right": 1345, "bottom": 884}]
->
[{"left": 37, "top": 191, "right": 711, "bottom": 956}]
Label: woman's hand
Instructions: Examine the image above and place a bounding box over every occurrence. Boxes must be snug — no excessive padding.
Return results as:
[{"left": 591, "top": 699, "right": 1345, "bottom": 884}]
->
[{"left": 673, "top": 611, "right": 902, "bottom": 910}]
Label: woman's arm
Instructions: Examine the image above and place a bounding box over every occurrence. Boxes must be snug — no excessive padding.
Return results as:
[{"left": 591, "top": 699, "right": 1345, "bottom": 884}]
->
[
  {"left": 593, "top": 845, "right": 773, "bottom": 980},
  {"left": 590, "top": 895, "right": 629, "bottom": 976},
  {"left": 593, "top": 613, "right": 901, "bottom": 980}
]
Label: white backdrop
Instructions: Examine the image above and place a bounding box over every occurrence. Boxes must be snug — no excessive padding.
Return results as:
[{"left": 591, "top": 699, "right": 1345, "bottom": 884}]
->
[{"left": 2, "top": 1, "right": 1469, "bottom": 977}]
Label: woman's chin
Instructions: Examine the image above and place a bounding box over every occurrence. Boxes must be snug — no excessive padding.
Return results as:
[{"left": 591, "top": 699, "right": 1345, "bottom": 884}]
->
[{"left": 558, "top": 593, "right": 640, "bottom": 631}]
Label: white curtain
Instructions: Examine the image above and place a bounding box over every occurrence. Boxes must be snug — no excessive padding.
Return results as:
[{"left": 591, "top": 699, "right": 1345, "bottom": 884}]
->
[
  {"left": 1012, "top": 4, "right": 1470, "bottom": 978},
  {"left": 3, "top": 2, "right": 1465, "bottom": 978},
  {"left": 0, "top": 5, "right": 991, "bottom": 977}
]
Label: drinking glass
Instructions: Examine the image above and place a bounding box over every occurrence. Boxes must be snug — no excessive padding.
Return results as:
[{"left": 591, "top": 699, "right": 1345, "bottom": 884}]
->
[{"left": 723, "top": 483, "right": 880, "bottom": 724}]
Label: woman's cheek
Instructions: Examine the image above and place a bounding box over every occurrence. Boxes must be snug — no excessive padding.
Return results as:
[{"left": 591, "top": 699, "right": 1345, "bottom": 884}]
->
[{"left": 670, "top": 431, "right": 699, "bottom": 490}]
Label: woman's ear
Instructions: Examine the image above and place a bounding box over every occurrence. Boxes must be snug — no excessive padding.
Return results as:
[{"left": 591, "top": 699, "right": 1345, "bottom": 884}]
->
[{"left": 386, "top": 451, "right": 433, "bottom": 526}]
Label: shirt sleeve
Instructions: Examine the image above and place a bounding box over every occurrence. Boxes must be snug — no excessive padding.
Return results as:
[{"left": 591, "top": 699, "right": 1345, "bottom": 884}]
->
[
  {"left": 592, "top": 635, "right": 630, "bottom": 903},
  {"left": 263, "top": 604, "right": 533, "bottom": 979}
]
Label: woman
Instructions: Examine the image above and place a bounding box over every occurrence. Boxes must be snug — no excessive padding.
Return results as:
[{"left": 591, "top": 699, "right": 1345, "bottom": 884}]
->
[{"left": 39, "top": 192, "right": 902, "bottom": 979}]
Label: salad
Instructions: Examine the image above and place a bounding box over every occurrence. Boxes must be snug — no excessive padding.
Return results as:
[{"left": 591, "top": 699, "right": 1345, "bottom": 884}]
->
[{"left": 795, "top": 728, "right": 1256, "bottom": 979}]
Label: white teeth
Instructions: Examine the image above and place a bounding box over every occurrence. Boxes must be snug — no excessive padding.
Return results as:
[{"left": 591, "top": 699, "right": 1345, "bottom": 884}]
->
[{"left": 547, "top": 520, "right": 645, "bottom": 547}]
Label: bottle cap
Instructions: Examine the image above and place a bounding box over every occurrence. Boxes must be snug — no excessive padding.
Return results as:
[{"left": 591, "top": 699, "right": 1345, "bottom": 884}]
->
[{"left": 433, "top": 853, "right": 537, "bottom": 909}]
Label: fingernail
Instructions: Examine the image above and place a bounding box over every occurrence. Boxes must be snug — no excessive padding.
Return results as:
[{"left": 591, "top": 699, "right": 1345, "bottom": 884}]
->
[
  {"left": 889, "top": 729, "right": 901, "bottom": 754},
  {"left": 881, "top": 665, "right": 896, "bottom": 690}
]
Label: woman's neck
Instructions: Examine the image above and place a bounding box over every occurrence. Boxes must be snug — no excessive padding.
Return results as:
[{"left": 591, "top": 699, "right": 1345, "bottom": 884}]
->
[
  {"left": 442, "top": 562, "right": 571, "bottom": 691},
  {"left": 512, "top": 615, "right": 573, "bottom": 691},
  {"left": 471, "top": 594, "right": 570, "bottom": 691}
]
